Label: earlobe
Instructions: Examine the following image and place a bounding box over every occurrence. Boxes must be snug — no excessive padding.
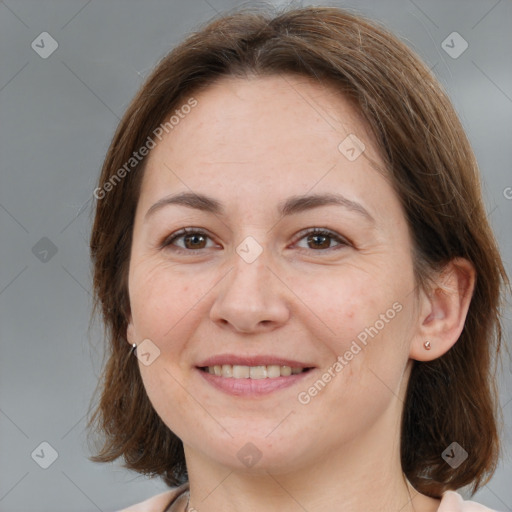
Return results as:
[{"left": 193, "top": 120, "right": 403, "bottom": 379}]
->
[
  {"left": 410, "top": 258, "right": 476, "bottom": 362},
  {"left": 126, "top": 317, "right": 136, "bottom": 346}
]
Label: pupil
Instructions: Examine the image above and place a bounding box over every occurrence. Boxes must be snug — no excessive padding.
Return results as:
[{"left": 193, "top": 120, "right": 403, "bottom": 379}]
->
[
  {"left": 310, "top": 234, "right": 329, "bottom": 249},
  {"left": 186, "top": 234, "right": 205, "bottom": 249}
]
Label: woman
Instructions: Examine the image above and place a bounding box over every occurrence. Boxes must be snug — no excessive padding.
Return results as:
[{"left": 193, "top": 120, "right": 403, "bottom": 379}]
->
[{"left": 87, "top": 6, "right": 508, "bottom": 512}]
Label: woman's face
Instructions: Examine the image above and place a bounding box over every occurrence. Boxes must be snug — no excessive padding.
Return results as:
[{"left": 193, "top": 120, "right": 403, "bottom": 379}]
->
[{"left": 127, "top": 75, "right": 423, "bottom": 473}]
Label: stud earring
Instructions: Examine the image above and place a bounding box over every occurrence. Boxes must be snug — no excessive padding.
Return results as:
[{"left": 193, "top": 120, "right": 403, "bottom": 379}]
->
[
  {"left": 424, "top": 341, "right": 431, "bottom": 350},
  {"left": 131, "top": 343, "right": 137, "bottom": 354}
]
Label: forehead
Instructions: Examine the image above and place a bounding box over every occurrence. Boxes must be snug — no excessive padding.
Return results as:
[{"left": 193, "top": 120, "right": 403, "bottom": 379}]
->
[
  {"left": 138, "top": 74, "right": 388, "bottom": 215},
  {"left": 153, "top": 74, "right": 372, "bottom": 158}
]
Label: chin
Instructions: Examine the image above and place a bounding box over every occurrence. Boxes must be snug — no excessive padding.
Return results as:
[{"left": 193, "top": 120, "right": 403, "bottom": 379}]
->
[{"left": 200, "top": 436, "right": 313, "bottom": 475}]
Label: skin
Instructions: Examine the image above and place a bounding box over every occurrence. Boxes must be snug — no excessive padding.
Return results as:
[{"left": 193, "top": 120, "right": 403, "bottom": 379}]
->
[{"left": 126, "top": 74, "right": 475, "bottom": 512}]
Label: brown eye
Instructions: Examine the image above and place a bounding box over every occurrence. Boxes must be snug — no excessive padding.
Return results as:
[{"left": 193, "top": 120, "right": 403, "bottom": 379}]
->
[
  {"left": 182, "top": 233, "right": 207, "bottom": 250},
  {"left": 162, "top": 228, "right": 215, "bottom": 252},
  {"left": 295, "top": 228, "right": 349, "bottom": 251},
  {"left": 307, "top": 233, "right": 332, "bottom": 249}
]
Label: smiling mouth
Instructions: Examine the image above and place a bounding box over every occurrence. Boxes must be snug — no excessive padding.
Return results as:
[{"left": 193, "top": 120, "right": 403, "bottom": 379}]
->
[{"left": 199, "top": 365, "right": 313, "bottom": 379}]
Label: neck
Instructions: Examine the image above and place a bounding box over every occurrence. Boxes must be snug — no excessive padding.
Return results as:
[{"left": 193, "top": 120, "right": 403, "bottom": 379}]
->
[{"left": 183, "top": 407, "right": 439, "bottom": 512}]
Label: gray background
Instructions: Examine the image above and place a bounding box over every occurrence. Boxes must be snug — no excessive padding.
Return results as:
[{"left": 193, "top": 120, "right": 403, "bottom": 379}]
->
[{"left": 0, "top": 0, "right": 511, "bottom": 511}]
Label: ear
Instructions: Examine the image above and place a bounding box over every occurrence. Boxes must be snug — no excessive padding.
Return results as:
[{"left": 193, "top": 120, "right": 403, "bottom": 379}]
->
[{"left": 410, "top": 258, "right": 476, "bottom": 361}]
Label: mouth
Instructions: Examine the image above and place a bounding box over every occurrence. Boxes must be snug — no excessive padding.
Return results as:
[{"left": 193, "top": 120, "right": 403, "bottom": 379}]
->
[
  {"left": 195, "top": 355, "right": 315, "bottom": 396},
  {"left": 198, "top": 364, "right": 313, "bottom": 379}
]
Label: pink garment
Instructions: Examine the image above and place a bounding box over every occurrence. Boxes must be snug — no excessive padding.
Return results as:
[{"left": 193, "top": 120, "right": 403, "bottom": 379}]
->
[{"left": 438, "top": 490, "right": 500, "bottom": 511}]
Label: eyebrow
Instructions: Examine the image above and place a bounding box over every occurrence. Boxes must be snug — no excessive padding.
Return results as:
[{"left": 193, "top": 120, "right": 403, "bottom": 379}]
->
[{"left": 144, "top": 191, "right": 374, "bottom": 222}]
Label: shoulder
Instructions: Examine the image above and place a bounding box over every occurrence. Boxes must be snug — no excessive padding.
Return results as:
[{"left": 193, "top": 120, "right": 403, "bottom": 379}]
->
[
  {"left": 117, "top": 484, "right": 189, "bottom": 512},
  {"left": 438, "top": 490, "right": 501, "bottom": 512}
]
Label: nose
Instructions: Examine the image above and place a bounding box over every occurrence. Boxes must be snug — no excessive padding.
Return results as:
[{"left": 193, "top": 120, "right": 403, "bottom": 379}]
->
[{"left": 209, "top": 249, "right": 291, "bottom": 334}]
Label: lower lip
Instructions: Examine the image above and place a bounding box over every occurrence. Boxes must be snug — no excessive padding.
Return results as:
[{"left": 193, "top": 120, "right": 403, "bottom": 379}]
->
[{"left": 196, "top": 368, "right": 313, "bottom": 396}]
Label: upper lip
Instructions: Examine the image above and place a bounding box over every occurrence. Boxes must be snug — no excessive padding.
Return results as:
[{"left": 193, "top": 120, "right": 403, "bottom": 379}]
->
[{"left": 196, "top": 354, "right": 315, "bottom": 368}]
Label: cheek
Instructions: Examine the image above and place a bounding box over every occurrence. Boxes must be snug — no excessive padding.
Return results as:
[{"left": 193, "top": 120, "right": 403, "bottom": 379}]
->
[
  {"left": 129, "top": 262, "right": 196, "bottom": 342},
  {"left": 300, "top": 267, "right": 412, "bottom": 387},
  {"left": 299, "top": 269, "right": 388, "bottom": 347}
]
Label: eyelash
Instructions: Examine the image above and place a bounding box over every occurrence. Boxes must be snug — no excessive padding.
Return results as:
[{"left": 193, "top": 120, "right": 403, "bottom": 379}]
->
[{"left": 160, "top": 227, "right": 350, "bottom": 254}]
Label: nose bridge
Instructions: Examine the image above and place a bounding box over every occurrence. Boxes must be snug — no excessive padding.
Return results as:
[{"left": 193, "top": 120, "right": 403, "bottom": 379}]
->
[
  {"left": 209, "top": 235, "right": 290, "bottom": 331},
  {"left": 228, "top": 235, "right": 273, "bottom": 299}
]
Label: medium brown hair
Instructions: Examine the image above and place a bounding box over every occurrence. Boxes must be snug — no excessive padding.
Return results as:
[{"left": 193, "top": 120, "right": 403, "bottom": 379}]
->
[{"left": 87, "top": 4, "right": 509, "bottom": 497}]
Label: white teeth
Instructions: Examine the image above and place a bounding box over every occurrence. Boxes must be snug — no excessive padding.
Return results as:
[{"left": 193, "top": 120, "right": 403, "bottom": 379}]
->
[
  {"left": 280, "top": 365, "right": 292, "bottom": 376},
  {"left": 221, "top": 364, "right": 233, "bottom": 377},
  {"left": 249, "top": 366, "right": 267, "bottom": 379},
  {"left": 267, "top": 365, "right": 281, "bottom": 378},
  {"left": 232, "top": 365, "right": 250, "bottom": 378},
  {"left": 204, "top": 364, "right": 307, "bottom": 378}
]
